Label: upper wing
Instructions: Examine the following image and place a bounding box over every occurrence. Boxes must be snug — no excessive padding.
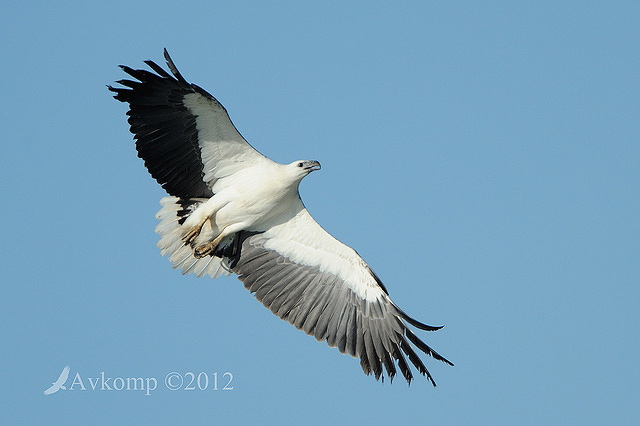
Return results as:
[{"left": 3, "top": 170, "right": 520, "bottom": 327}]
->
[
  {"left": 109, "top": 49, "right": 266, "bottom": 199},
  {"left": 227, "top": 203, "right": 453, "bottom": 385}
]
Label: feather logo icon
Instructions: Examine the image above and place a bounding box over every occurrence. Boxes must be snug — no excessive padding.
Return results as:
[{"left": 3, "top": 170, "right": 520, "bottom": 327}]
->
[{"left": 43, "top": 366, "right": 70, "bottom": 395}]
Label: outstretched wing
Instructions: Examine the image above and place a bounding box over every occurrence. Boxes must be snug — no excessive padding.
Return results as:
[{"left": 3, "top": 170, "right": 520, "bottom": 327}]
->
[
  {"left": 227, "top": 202, "right": 453, "bottom": 385},
  {"left": 108, "top": 49, "right": 266, "bottom": 199}
]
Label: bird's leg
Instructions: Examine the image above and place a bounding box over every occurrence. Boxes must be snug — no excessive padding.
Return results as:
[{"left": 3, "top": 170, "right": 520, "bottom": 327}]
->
[
  {"left": 193, "top": 231, "right": 227, "bottom": 258},
  {"left": 193, "top": 222, "right": 245, "bottom": 258},
  {"left": 182, "top": 217, "right": 209, "bottom": 245}
]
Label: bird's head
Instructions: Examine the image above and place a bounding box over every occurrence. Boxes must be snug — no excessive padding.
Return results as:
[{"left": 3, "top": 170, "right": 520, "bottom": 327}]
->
[{"left": 288, "top": 160, "right": 321, "bottom": 180}]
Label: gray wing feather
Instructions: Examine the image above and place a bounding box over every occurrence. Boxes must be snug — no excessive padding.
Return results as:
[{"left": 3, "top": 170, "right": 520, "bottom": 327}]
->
[{"left": 230, "top": 231, "right": 453, "bottom": 385}]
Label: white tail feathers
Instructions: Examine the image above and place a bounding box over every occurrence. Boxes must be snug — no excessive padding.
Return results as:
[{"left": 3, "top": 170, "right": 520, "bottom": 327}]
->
[{"left": 155, "top": 196, "right": 232, "bottom": 279}]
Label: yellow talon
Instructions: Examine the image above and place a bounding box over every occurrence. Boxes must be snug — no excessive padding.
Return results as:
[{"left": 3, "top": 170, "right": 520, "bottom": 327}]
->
[
  {"left": 182, "top": 217, "right": 208, "bottom": 245},
  {"left": 194, "top": 242, "right": 218, "bottom": 258}
]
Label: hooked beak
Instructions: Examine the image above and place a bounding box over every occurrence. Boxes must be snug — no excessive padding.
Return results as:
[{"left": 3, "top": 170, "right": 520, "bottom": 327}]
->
[{"left": 304, "top": 160, "right": 321, "bottom": 172}]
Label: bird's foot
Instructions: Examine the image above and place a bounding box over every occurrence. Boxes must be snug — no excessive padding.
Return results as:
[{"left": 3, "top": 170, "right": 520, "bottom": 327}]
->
[
  {"left": 183, "top": 218, "right": 208, "bottom": 245},
  {"left": 194, "top": 242, "right": 218, "bottom": 258}
]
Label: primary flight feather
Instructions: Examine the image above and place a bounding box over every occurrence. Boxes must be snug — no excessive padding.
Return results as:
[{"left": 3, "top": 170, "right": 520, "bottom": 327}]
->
[{"left": 109, "top": 49, "right": 453, "bottom": 385}]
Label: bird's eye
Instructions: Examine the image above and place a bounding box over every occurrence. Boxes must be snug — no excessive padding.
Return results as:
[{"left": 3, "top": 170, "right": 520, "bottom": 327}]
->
[{"left": 297, "top": 162, "right": 303, "bottom": 167}]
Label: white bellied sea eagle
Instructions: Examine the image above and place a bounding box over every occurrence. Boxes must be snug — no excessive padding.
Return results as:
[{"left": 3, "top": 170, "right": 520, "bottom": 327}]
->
[{"left": 109, "top": 49, "right": 453, "bottom": 385}]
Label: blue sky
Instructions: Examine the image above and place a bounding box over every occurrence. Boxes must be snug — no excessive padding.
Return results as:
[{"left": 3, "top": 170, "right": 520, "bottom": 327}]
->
[{"left": 2, "top": 1, "right": 638, "bottom": 424}]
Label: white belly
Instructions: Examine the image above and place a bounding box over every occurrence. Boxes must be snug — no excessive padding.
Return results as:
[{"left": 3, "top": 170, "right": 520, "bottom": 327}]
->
[{"left": 189, "top": 163, "right": 300, "bottom": 234}]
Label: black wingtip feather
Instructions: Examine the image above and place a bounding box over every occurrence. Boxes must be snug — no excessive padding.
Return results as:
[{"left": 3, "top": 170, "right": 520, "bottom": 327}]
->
[
  {"left": 405, "top": 327, "right": 454, "bottom": 366},
  {"left": 392, "top": 343, "right": 413, "bottom": 384},
  {"left": 397, "top": 308, "right": 445, "bottom": 331},
  {"left": 401, "top": 338, "right": 437, "bottom": 386},
  {"left": 163, "top": 48, "right": 189, "bottom": 85},
  {"left": 144, "top": 59, "right": 171, "bottom": 78}
]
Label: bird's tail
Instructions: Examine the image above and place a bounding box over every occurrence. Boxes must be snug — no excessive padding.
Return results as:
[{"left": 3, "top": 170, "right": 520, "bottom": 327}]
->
[{"left": 155, "top": 196, "right": 232, "bottom": 278}]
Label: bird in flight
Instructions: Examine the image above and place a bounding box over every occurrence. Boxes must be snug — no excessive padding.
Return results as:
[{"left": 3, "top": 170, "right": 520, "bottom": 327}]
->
[
  {"left": 43, "top": 365, "right": 70, "bottom": 395},
  {"left": 109, "top": 49, "right": 452, "bottom": 385}
]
